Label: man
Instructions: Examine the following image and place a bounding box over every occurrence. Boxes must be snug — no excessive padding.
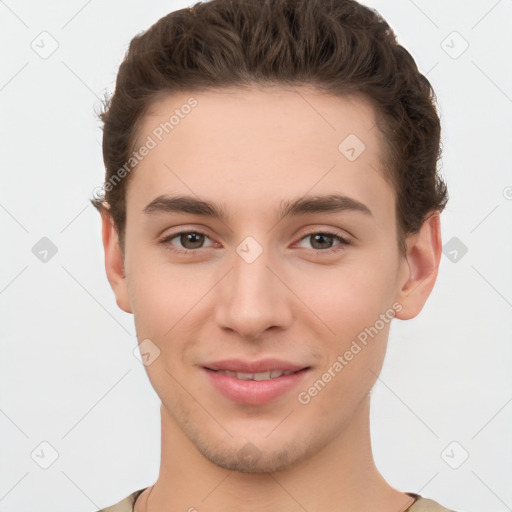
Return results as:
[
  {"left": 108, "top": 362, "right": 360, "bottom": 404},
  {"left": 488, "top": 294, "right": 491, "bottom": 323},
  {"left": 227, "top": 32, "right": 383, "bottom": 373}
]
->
[{"left": 91, "top": 0, "right": 456, "bottom": 510}]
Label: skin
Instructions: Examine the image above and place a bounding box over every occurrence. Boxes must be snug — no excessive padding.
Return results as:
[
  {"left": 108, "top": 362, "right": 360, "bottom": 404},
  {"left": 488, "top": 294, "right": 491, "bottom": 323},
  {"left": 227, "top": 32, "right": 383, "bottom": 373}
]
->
[{"left": 101, "top": 85, "right": 442, "bottom": 512}]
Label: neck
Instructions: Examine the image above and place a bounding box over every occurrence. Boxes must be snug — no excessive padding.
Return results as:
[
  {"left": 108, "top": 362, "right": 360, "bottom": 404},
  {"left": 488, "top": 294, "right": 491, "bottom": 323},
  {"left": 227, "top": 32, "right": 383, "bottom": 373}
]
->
[{"left": 137, "top": 396, "right": 413, "bottom": 512}]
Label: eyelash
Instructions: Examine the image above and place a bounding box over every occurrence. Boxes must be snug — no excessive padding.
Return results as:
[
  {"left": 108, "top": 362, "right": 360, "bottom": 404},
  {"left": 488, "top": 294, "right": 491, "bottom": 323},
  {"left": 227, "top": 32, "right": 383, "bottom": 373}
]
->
[{"left": 158, "top": 230, "right": 350, "bottom": 255}]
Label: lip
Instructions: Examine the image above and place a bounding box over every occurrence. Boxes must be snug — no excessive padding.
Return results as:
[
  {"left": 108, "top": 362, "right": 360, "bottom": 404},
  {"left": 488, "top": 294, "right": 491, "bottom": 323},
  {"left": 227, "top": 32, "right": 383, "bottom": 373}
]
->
[
  {"left": 201, "top": 359, "right": 311, "bottom": 405},
  {"left": 202, "top": 358, "right": 308, "bottom": 373}
]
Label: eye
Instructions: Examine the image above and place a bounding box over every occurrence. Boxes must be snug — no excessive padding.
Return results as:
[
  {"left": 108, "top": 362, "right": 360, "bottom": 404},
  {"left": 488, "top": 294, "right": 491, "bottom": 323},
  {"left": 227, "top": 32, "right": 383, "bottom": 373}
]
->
[
  {"left": 159, "top": 231, "right": 215, "bottom": 254},
  {"left": 296, "top": 231, "right": 350, "bottom": 252},
  {"left": 158, "top": 229, "right": 351, "bottom": 255}
]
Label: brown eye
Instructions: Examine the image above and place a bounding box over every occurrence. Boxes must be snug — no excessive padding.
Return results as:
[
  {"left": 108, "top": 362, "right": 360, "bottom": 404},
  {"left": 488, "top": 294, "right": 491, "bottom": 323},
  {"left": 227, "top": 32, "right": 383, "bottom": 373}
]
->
[
  {"left": 310, "top": 233, "right": 335, "bottom": 250},
  {"left": 296, "top": 231, "right": 350, "bottom": 252},
  {"left": 178, "top": 232, "right": 205, "bottom": 249},
  {"left": 159, "top": 231, "right": 214, "bottom": 254}
]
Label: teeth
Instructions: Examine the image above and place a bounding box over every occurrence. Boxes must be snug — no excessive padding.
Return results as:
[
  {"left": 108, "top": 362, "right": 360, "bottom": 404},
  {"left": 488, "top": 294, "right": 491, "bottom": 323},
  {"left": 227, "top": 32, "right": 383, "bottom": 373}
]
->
[
  {"left": 215, "top": 369, "right": 296, "bottom": 380},
  {"left": 236, "top": 372, "right": 256, "bottom": 380}
]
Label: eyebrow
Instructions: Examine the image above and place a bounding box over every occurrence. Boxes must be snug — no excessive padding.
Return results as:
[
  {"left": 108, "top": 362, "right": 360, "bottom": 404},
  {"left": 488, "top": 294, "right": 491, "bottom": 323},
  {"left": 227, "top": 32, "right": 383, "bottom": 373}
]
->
[{"left": 143, "top": 193, "right": 372, "bottom": 221}]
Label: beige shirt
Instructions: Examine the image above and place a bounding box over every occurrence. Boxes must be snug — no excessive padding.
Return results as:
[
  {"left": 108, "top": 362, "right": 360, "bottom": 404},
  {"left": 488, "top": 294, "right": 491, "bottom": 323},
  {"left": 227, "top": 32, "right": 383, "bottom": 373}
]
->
[{"left": 96, "top": 489, "right": 457, "bottom": 512}]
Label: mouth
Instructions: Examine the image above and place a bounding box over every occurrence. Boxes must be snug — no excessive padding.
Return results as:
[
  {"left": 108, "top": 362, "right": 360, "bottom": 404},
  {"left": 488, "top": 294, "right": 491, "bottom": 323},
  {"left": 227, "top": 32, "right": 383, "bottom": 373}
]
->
[
  {"left": 201, "top": 361, "right": 311, "bottom": 405},
  {"left": 204, "top": 368, "right": 309, "bottom": 380}
]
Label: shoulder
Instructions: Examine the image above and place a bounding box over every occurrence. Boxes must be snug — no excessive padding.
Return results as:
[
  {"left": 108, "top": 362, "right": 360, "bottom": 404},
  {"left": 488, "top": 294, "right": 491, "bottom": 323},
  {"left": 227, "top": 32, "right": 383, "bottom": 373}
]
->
[
  {"left": 409, "top": 494, "right": 459, "bottom": 512},
  {"left": 95, "top": 488, "right": 147, "bottom": 512}
]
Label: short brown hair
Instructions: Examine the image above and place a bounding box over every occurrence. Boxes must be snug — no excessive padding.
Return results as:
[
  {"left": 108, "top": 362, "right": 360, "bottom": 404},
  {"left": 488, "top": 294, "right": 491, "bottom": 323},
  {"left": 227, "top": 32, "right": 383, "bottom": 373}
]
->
[{"left": 91, "top": 0, "right": 448, "bottom": 255}]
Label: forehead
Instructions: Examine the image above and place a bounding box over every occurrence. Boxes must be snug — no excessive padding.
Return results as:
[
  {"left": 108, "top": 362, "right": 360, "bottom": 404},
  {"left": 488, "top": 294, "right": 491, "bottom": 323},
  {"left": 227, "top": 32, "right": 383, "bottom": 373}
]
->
[
  {"left": 127, "top": 85, "right": 394, "bottom": 225},
  {"left": 137, "top": 85, "right": 382, "bottom": 160}
]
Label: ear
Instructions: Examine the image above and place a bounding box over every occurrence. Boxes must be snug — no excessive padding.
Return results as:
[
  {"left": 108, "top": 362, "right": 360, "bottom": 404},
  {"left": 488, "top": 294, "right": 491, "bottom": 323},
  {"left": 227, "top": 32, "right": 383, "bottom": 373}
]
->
[
  {"left": 394, "top": 211, "right": 442, "bottom": 320},
  {"left": 100, "top": 207, "right": 132, "bottom": 314}
]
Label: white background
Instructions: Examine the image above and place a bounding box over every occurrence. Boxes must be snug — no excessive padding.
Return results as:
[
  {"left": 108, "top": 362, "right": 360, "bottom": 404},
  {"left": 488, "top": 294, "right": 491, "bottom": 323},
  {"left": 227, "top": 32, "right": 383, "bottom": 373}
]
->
[{"left": 1, "top": 1, "right": 511, "bottom": 511}]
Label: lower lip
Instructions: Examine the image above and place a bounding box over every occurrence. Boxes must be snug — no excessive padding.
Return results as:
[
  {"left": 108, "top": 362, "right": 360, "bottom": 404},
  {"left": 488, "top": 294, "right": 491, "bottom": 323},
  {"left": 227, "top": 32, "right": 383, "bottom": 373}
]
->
[{"left": 202, "top": 367, "right": 310, "bottom": 405}]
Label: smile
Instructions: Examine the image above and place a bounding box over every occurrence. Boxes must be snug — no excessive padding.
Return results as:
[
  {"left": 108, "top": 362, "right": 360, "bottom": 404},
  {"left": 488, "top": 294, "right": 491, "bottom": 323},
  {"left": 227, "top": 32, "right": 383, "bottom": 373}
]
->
[
  {"left": 210, "top": 369, "right": 297, "bottom": 380},
  {"left": 202, "top": 367, "right": 311, "bottom": 405}
]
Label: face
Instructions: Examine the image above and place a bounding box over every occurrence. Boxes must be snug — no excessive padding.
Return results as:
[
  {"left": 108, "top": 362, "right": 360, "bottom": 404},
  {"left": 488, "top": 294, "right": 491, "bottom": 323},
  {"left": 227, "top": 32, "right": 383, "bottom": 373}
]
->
[{"left": 104, "top": 85, "right": 434, "bottom": 473}]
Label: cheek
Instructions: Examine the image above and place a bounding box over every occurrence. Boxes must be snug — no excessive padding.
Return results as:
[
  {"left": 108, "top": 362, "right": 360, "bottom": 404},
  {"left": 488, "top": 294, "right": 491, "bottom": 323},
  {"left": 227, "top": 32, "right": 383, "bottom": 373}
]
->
[
  {"left": 126, "top": 250, "right": 210, "bottom": 336},
  {"left": 126, "top": 263, "right": 198, "bottom": 392},
  {"left": 288, "top": 254, "right": 398, "bottom": 338},
  {"left": 127, "top": 272, "right": 168, "bottom": 338}
]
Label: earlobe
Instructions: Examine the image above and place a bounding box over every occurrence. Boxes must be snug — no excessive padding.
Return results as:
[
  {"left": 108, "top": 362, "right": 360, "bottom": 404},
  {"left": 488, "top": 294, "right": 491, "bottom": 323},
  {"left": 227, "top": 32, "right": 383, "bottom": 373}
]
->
[
  {"left": 394, "top": 211, "right": 442, "bottom": 320},
  {"left": 100, "top": 208, "right": 133, "bottom": 314}
]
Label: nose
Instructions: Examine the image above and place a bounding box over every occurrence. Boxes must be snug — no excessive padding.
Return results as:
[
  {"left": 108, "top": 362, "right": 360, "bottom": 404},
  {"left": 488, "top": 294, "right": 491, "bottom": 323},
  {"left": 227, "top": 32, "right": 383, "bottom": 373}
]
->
[{"left": 214, "top": 245, "right": 293, "bottom": 340}]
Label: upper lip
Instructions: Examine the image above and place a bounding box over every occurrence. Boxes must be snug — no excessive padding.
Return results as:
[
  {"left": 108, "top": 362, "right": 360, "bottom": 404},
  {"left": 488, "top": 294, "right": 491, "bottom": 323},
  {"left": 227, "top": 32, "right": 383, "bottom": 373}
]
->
[{"left": 203, "top": 358, "right": 309, "bottom": 373}]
